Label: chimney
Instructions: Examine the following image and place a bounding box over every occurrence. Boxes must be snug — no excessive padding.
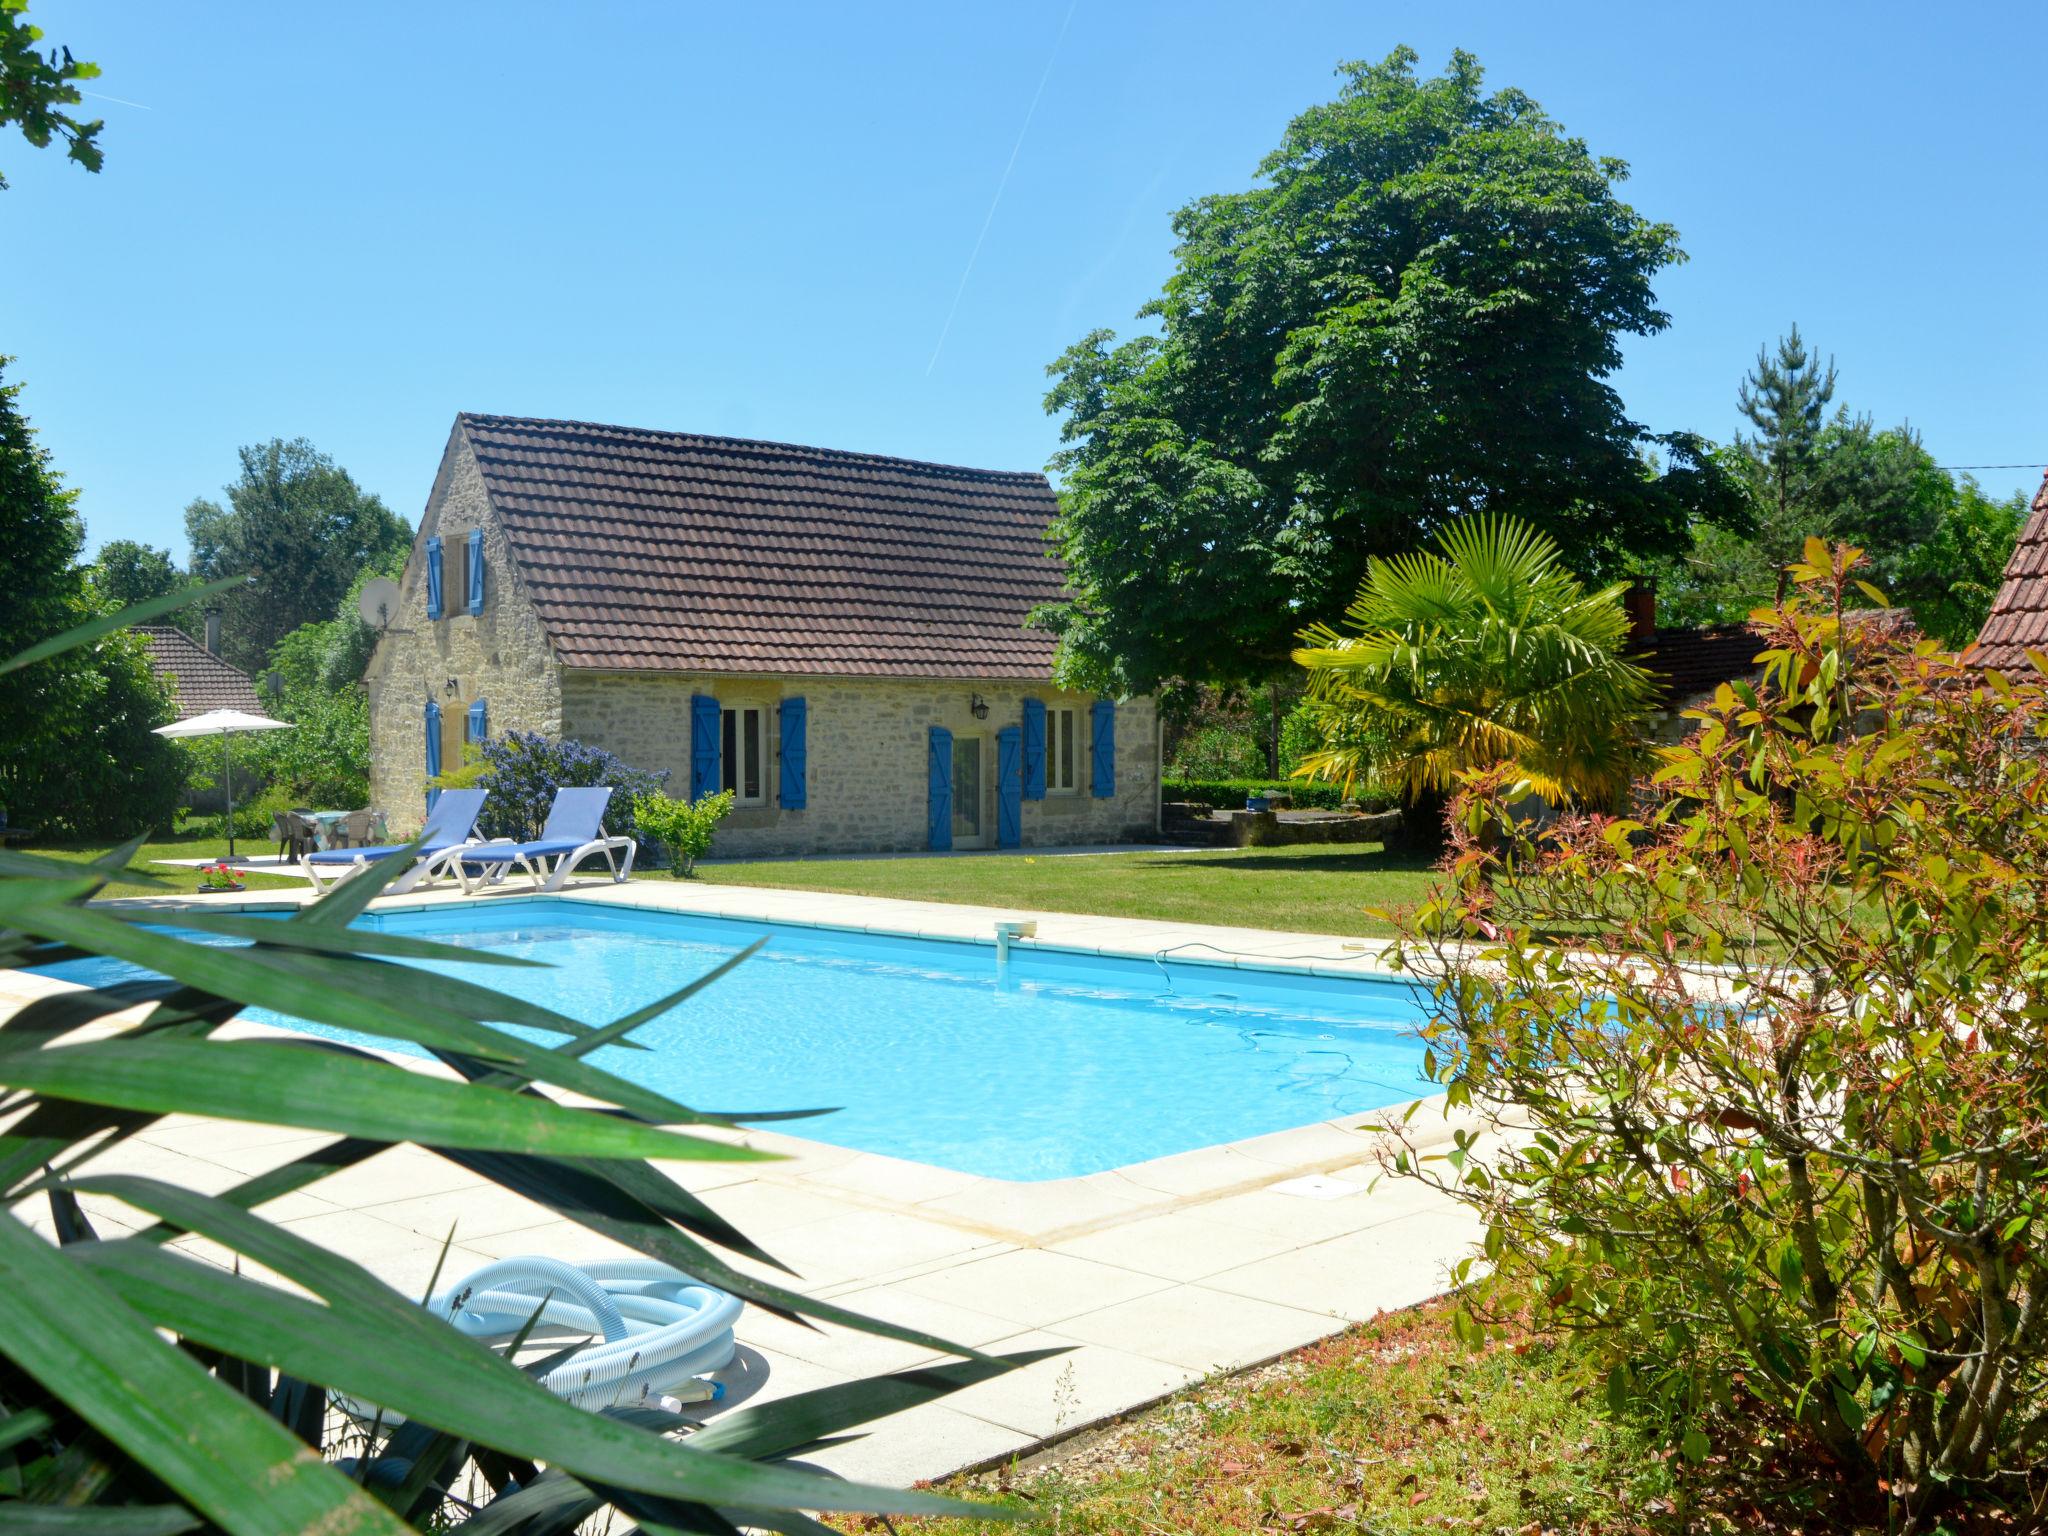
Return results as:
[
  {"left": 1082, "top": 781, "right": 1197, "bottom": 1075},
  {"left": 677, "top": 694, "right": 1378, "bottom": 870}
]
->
[
  {"left": 203, "top": 608, "right": 222, "bottom": 656},
  {"left": 1624, "top": 582, "right": 1657, "bottom": 647}
]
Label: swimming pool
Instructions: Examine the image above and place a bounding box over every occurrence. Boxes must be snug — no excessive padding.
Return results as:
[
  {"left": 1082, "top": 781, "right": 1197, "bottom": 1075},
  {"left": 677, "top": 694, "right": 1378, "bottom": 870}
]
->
[{"left": 42, "top": 900, "right": 1433, "bottom": 1181}]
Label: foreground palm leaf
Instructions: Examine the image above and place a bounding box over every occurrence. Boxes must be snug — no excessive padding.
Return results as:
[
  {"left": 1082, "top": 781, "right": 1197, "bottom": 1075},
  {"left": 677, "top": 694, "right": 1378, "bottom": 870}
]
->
[{"left": 0, "top": 594, "right": 1022, "bottom": 1533}]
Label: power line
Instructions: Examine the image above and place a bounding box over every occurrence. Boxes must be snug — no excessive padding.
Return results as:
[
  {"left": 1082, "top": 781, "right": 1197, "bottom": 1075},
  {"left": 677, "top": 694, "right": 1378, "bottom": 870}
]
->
[{"left": 1937, "top": 463, "right": 2045, "bottom": 471}]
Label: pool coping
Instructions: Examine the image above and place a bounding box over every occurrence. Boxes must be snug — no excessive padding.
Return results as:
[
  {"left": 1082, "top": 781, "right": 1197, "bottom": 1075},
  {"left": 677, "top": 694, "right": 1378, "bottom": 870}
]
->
[{"left": 11, "top": 876, "right": 1488, "bottom": 1490}]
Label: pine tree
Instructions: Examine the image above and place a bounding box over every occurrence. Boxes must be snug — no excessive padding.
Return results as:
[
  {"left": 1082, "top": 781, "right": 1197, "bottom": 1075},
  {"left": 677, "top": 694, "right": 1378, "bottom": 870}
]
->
[{"left": 1735, "top": 325, "right": 1840, "bottom": 564}]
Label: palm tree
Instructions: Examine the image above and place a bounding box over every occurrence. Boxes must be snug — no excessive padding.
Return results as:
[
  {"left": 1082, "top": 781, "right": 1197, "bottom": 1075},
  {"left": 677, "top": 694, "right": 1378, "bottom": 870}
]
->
[{"left": 1291, "top": 515, "right": 1655, "bottom": 814}]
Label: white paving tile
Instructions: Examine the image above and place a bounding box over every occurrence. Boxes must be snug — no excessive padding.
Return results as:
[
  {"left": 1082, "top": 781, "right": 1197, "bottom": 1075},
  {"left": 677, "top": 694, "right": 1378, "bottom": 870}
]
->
[
  {"left": 1056, "top": 1283, "right": 1341, "bottom": 1373},
  {"left": 895, "top": 1248, "right": 1173, "bottom": 1330},
  {"left": 1048, "top": 1211, "right": 1301, "bottom": 1282},
  {"left": 1203, "top": 1205, "right": 1484, "bottom": 1322}
]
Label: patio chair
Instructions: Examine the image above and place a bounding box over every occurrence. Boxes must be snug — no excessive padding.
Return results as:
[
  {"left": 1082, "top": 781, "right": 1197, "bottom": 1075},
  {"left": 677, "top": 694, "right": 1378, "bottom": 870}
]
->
[
  {"left": 270, "top": 811, "right": 299, "bottom": 862},
  {"left": 451, "top": 786, "right": 636, "bottom": 894},
  {"left": 341, "top": 809, "right": 377, "bottom": 848},
  {"left": 300, "top": 788, "right": 488, "bottom": 896}
]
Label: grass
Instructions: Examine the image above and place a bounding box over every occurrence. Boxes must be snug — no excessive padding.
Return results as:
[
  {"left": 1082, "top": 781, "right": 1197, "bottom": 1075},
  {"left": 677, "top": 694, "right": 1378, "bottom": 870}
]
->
[
  {"left": 685, "top": 843, "right": 1443, "bottom": 937},
  {"left": 867, "top": 1301, "right": 1870, "bottom": 1536},
  {"left": 23, "top": 832, "right": 306, "bottom": 901}
]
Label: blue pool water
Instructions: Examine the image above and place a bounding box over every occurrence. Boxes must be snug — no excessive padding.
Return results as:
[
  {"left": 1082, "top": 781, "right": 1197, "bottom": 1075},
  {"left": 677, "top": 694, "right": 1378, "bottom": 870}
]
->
[{"left": 42, "top": 900, "right": 1433, "bottom": 1180}]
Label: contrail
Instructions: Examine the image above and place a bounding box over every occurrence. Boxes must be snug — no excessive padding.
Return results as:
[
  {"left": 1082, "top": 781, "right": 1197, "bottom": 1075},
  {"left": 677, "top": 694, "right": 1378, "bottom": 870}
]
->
[
  {"left": 81, "top": 91, "right": 152, "bottom": 110},
  {"left": 925, "top": 0, "right": 1081, "bottom": 376}
]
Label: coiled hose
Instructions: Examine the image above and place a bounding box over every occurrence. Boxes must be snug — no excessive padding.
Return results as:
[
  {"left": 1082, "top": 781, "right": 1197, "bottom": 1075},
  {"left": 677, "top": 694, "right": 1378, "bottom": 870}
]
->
[{"left": 427, "top": 1256, "right": 742, "bottom": 1411}]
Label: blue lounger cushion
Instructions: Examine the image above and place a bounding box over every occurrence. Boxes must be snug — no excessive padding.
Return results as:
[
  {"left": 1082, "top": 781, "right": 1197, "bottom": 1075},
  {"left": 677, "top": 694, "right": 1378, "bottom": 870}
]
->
[{"left": 456, "top": 838, "right": 583, "bottom": 865}]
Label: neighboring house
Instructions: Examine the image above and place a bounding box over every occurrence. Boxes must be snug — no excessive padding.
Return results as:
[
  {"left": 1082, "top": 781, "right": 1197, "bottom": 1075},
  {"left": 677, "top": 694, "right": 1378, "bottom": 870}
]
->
[
  {"left": 365, "top": 414, "right": 1160, "bottom": 854},
  {"left": 138, "top": 622, "right": 263, "bottom": 720},
  {"left": 1969, "top": 469, "right": 2048, "bottom": 673}
]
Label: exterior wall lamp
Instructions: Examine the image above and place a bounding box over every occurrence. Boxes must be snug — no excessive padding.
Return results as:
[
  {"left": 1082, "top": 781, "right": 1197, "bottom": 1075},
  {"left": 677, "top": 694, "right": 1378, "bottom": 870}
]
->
[{"left": 969, "top": 692, "right": 989, "bottom": 720}]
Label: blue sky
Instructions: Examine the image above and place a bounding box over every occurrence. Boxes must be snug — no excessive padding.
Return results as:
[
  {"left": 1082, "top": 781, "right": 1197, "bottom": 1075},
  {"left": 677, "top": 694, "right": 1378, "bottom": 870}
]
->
[{"left": 8, "top": 1, "right": 2045, "bottom": 560}]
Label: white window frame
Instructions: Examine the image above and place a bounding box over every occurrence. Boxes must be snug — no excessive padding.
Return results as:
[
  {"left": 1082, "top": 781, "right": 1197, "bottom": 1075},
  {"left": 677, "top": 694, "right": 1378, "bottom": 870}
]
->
[
  {"left": 1046, "top": 706, "right": 1080, "bottom": 795},
  {"left": 720, "top": 704, "right": 768, "bottom": 807}
]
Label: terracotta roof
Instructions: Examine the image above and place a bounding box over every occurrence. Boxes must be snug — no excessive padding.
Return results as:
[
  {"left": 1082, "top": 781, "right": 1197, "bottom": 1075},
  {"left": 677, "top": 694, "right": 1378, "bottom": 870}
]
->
[
  {"left": 458, "top": 414, "right": 1068, "bottom": 679},
  {"left": 1637, "top": 624, "right": 1764, "bottom": 704},
  {"left": 1969, "top": 470, "right": 2048, "bottom": 673},
  {"left": 137, "top": 627, "right": 263, "bottom": 717}
]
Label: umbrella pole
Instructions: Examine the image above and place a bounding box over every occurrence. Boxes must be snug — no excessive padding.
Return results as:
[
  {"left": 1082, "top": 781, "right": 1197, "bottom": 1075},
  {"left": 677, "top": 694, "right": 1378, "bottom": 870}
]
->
[{"left": 224, "top": 733, "right": 236, "bottom": 862}]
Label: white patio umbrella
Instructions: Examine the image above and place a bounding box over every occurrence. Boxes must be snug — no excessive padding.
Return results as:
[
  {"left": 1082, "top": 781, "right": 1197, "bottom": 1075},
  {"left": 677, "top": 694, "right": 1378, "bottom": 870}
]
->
[{"left": 153, "top": 708, "right": 294, "bottom": 860}]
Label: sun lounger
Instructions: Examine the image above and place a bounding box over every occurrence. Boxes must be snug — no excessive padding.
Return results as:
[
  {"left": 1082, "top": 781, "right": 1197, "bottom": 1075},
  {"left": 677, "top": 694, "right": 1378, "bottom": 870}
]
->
[
  {"left": 300, "top": 788, "right": 487, "bottom": 895},
  {"left": 452, "top": 786, "right": 636, "bottom": 894}
]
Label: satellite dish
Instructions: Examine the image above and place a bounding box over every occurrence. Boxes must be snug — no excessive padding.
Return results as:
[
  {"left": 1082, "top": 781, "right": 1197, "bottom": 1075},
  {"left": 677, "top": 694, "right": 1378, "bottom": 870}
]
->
[{"left": 357, "top": 577, "right": 405, "bottom": 632}]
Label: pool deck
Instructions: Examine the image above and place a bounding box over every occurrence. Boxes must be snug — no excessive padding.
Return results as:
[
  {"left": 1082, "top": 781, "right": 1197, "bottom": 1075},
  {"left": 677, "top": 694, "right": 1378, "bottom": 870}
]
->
[{"left": 3, "top": 875, "right": 1484, "bottom": 1491}]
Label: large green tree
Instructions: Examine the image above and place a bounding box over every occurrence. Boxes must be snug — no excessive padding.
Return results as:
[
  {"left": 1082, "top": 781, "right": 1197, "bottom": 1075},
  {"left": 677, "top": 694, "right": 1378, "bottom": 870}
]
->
[
  {"left": 89, "top": 537, "right": 198, "bottom": 639},
  {"left": 184, "top": 437, "right": 412, "bottom": 673},
  {"left": 1037, "top": 47, "right": 1739, "bottom": 693},
  {"left": 0, "top": 0, "right": 102, "bottom": 190},
  {"left": 0, "top": 358, "right": 181, "bottom": 836}
]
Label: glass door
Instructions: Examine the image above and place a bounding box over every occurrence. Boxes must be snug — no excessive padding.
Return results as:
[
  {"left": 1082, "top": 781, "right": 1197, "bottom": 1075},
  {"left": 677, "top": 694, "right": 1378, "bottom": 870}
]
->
[{"left": 951, "top": 735, "right": 985, "bottom": 848}]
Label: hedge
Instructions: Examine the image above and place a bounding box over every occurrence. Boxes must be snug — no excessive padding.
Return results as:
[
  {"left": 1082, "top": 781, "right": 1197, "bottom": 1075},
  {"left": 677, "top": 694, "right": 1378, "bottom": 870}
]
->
[{"left": 1163, "top": 778, "right": 1397, "bottom": 813}]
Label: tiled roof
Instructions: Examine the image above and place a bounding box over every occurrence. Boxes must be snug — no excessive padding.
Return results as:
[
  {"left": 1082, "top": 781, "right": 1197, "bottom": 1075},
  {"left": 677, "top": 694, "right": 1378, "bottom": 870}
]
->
[
  {"left": 459, "top": 414, "right": 1068, "bottom": 679},
  {"left": 137, "top": 627, "right": 263, "bottom": 717},
  {"left": 1638, "top": 624, "right": 1764, "bottom": 704},
  {"left": 1969, "top": 470, "right": 2048, "bottom": 673}
]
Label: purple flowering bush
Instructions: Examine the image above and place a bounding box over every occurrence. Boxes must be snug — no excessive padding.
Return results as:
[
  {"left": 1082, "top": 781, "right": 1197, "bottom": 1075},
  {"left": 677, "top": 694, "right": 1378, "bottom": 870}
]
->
[{"left": 469, "top": 731, "right": 668, "bottom": 846}]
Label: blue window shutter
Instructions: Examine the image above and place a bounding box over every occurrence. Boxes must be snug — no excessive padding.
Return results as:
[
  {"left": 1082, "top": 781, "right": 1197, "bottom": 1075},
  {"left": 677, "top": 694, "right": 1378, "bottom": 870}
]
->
[
  {"left": 466, "top": 527, "right": 485, "bottom": 616},
  {"left": 778, "top": 696, "right": 808, "bottom": 809},
  {"left": 690, "top": 694, "right": 721, "bottom": 801},
  {"left": 466, "top": 698, "right": 487, "bottom": 745},
  {"left": 1021, "top": 698, "right": 1046, "bottom": 800},
  {"left": 423, "top": 698, "right": 442, "bottom": 809},
  {"left": 927, "top": 726, "right": 953, "bottom": 851},
  {"left": 1090, "top": 699, "right": 1116, "bottom": 798},
  {"left": 996, "top": 726, "right": 1022, "bottom": 847},
  {"left": 425, "top": 537, "right": 443, "bottom": 620}
]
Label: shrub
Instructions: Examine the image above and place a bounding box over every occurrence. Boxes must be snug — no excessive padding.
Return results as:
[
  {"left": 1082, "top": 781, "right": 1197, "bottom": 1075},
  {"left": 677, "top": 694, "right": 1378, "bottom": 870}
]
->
[
  {"left": 1385, "top": 542, "right": 2048, "bottom": 1524},
  {"left": 634, "top": 788, "right": 734, "bottom": 876},
  {"left": 468, "top": 731, "right": 667, "bottom": 844},
  {"left": 1164, "top": 777, "right": 1393, "bottom": 813}
]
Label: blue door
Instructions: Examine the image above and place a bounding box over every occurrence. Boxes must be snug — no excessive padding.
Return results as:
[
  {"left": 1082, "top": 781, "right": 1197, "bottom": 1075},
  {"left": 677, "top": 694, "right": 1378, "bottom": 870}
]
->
[
  {"left": 996, "top": 726, "right": 1022, "bottom": 848},
  {"left": 927, "top": 726, "right": 953, "bottom": 850}
]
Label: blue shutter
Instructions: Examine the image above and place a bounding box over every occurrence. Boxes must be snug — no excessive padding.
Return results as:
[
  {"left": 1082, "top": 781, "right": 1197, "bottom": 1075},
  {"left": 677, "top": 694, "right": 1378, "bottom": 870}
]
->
[
  {"left": 1090, "top": 699, "right": 1116, "bottom": 798},
  {"left": 466, "top": 527, "right": 485, "bottom": 616},
  {"left": 466, "top": 698, "right": 487, "bottom": 745},
  {"left": 425, "top": 537, "right": 443, "bottom": 620},
  {"left": 1021, "top": 698, "right": 1046, "bottom": 800},
  {"left": 423, "top": 698, "right": 442, "bottom": 809},
  {"left": 690, "top": 694, "right": 721, "bottom": 801},
  {"left": 996, "top": 726, "right": 1022, "bottom": 848},
  {"left": 927, "top": 726, "right": 953, "bottom": 851},
  {"left": 778, "top": 696, "right": 808, "bottom": 809}
]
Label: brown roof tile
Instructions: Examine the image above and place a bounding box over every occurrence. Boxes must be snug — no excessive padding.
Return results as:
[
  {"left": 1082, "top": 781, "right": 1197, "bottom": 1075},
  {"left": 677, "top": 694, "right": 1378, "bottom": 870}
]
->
[
  {"left": 1970, "top": 471, "right": 2048, "bottom": 673},
  {"left": 459, "top": 414, "right": 1068, "bottom": 679},
  {"left": 137, "top": 627, "right": 264, "bottom": 717},
  {"left": 1638, "top": 624, "right": 1765, "bottom": 704}
]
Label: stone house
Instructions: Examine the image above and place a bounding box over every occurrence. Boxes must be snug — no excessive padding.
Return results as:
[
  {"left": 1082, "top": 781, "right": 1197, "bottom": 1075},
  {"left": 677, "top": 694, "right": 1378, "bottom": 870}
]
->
[{"left": 365, "top": 414, "right": 1160, "bottom": 854}]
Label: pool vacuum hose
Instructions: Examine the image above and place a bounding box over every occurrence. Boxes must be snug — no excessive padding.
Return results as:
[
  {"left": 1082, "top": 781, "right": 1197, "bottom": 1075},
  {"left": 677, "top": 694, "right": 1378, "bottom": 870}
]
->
[{"left": 427, "top": 1256, "right": 742, "bottom": 1410}]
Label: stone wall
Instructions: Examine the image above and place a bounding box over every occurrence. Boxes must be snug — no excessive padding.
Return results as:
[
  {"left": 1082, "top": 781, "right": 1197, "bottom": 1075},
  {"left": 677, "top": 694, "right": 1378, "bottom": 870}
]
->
[
  {"left": 562, "top": 672, "right": 1160, "bottom": 857},
  {"left": 366, "top": 431, "right": 564, "bottom": 834}
]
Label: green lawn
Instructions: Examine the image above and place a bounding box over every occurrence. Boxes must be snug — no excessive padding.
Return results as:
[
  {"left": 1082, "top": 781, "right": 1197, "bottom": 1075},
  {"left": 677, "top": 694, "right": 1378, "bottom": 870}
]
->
[
  {"left": 854, "top": 1299, "right": 1850, "bottom": 1536},
  {"left": 21, "top": 834, "right": 306, "bottom": 901},
  {"left": 686, "top": 842, "right": 1441, "bottom": 936}
]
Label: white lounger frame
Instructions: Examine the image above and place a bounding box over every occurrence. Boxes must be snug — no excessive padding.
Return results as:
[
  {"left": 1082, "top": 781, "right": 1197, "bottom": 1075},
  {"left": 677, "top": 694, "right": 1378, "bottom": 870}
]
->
[
  {"left": 299, "top": 839, "right": 482, "bottom": 897},
  {"left": 453, "top": 834, "right": 637, "bottom": 895}
]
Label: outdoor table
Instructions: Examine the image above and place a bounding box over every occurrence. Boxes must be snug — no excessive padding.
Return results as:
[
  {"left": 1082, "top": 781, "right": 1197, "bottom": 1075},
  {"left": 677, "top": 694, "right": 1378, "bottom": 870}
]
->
[{"left": 305, "top": 810, "right": 387, "bottom": 850}]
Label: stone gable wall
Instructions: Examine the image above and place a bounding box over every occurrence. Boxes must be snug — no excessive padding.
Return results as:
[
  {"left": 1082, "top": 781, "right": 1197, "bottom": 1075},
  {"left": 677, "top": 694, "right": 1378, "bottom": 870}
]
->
[
  {"left": 366, "top": 430, "right": 564, "bottom": 833},
  {"left": 562, "top": 672, "right": 1160, "bottom": 857}
]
